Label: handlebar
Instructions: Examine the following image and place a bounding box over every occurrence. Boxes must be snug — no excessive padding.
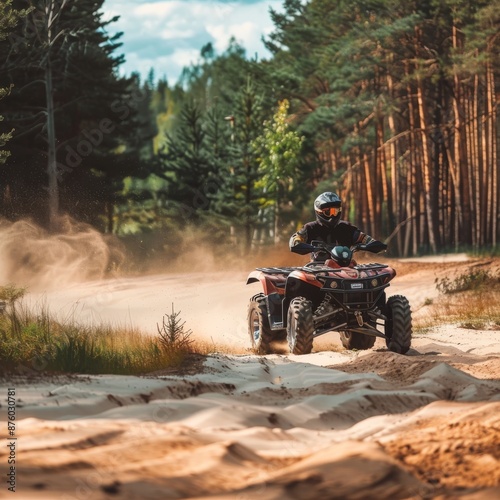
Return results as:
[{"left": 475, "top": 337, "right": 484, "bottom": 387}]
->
[
  {"left": 310, "top": 240, "right": 386, "bottom": 253},
  {"left": 291, "top": 240, "right": 387, "bottom": 256}
]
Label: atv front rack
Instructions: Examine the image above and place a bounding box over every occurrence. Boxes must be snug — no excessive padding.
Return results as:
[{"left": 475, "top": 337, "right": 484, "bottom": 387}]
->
[
  {"left": 257, "top": 263, "right": 388, "bottom": 275},
  {"left": 256, "top": 267, "right": 300, "bottom": 274},
  {"left": 354, "top": 263, "right": 389, "bottom": 270}
]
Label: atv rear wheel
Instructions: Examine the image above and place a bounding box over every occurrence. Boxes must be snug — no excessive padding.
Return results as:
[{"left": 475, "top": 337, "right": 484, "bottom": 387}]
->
[
  {"left": 287, "top": 297, "right": 314, "bottom": 355},
  {"left": 339, "top": 331, "right": 376, "bottom": 350},
  {"left": 248, "top": 293, "right": 273, "bottom": 354},
  {"left": 385, "top": 295, "right": 412, "bottom": 354}
]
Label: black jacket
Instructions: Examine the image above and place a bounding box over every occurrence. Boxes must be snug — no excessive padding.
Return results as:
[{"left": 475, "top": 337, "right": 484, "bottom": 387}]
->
[{"left": 290, "top": 220, "right": 368, "bottom": 261}]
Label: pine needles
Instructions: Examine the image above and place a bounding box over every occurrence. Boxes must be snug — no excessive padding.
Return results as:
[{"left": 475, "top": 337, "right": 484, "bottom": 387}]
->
[{"left": 157, "top": 303, "right": 193, "bottom": 350}]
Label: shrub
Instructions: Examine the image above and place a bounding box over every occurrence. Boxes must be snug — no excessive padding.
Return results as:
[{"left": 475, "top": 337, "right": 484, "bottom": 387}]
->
[
  {"left": 435, "top": 269, "right": 499, "bottom": 294},
  {"left": 157, "top": 304, "right": 193, "bottom": 351}
]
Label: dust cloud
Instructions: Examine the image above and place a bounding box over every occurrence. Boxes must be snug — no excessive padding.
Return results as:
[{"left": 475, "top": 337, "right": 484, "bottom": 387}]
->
[
  {"left": 0, "top": 216, "right": 124, "bottom": 291},
  {"left": 0, "top": 218, "right": 277, "bottom": 347}
]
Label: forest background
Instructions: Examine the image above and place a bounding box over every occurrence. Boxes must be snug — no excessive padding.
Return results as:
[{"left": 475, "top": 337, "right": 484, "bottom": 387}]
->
[{"left": 0, "top": 0, "right": 499, "bottom": 261}]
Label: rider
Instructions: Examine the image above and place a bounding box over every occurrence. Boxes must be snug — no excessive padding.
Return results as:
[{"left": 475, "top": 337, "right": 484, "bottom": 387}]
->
[{"left": 289, "top": 192, "right": 384, "bottom": 262}]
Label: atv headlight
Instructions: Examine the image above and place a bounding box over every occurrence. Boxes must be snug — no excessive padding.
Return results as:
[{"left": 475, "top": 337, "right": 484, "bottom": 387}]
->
[{"left": 371, "top": 279, "right": 378, "bottom": 287}]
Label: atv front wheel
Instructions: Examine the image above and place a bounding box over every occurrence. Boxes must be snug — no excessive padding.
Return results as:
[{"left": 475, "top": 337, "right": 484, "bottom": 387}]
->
[
  {"left": 248, "top": 293, "right": 273, "bottom": 354},
  {"left": 287, "top": 297, "right": 314, "bottom": 355},
  {"left": 385, "top": 295, "right": 412, "bottom": 354}
]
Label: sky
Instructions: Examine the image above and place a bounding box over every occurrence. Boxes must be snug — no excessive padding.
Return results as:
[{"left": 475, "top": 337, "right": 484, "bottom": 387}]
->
[{"left": 102, "top": 0, "right": 283, "bottom": 84}]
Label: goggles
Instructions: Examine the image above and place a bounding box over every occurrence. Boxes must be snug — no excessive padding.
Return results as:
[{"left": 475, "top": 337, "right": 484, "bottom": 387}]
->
[{"left": 317, "top": 206, "right": 341, "bottom": 217}]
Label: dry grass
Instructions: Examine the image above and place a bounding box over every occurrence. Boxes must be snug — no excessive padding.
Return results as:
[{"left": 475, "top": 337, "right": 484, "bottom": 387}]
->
[
  {"left": 0, "top": 288, "right": 195, "bottom": 375},
  {"left": 416, "top": 267, "right": 500, "bottom": 331}
]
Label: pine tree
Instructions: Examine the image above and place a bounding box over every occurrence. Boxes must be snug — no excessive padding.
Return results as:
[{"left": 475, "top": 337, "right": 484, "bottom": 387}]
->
[
  {"left": 0, "top": 0, "right": 142, "bottom": 228},
  {"left": 263, "top": 0, "right": 500, "bottom": 253},
  {"left": 227, "top": 79, "right": 266, "bottom": 247},
  {"left": 153, "top": 41, "right": 270, "bottom": 248},
  {"left": 157, "top": 100, "right": 214, "bottom": 219}
]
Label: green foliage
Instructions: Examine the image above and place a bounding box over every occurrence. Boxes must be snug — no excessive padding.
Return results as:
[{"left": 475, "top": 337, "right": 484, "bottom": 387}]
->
[
  {"left": 0, "top": 0, "right": 30, "bottom": 41},
  {"left": 157, "top": 99, "right": 225, "bottom": 224},
  {"left": 252, "top": 99, "right": 304, "bottom": 242},
  {"left": 215, "top": 78, "right": 266, "bottom": 246},
  {"left": 0, "top": 283, "right": 27, "bottom": 336},
  {"left": 0, "top": 85, "right": 14, "bottom": 165},
  {"left": 0, "top": 0, "right": 28, "bottom": 164},
  {"left": 1, "top": 0, "right": 498, "bottom": 255},
  {"left": 48, "top": 326, "right": 175, "bottom": 375},
  {"left": 253, "top": 99, "right": 304, "bottom": 203}
]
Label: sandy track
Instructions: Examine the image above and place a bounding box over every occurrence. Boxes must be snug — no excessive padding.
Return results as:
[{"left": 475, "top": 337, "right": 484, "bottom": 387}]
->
[
  {"left": 24, "top": 254, "right": 475, "bottom": 345},
  {"left": 2, "top": 255, "right": 500, "bottom": 499}
]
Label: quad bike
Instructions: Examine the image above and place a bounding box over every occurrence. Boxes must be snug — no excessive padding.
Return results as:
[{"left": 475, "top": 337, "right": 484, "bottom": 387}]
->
[{"left": 246, "top": 240, "right": 411, "bottom": 355}]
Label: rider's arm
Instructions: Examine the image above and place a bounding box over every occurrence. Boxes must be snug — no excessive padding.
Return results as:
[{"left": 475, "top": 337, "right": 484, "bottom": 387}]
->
[
  {"left": 353, "top": 229, "right": 387, "bottom": 252},
  {"left": 354, "top": 230, "right": 375, "bottom": 245},
  {"left": 290, "top": 227, "right": 311, "bottom": 254}
]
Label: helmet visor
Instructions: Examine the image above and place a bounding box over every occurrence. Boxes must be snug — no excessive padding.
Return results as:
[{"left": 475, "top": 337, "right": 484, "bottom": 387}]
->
[{"left": 318, "top": 206, "right": 341, "bottom": 218}]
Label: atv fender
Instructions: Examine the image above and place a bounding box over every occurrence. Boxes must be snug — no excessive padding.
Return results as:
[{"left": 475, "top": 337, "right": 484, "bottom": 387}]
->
[{"left": 246, "top": 270, "right": 272, "bottom": 294}]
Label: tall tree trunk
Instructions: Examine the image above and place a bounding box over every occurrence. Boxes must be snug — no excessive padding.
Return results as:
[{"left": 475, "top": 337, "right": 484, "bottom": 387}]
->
[
  {"left": 480, "top": 72, "right": 489, "bottom": 247},
  {"left": 376, "top": 110, "right": 389, "bottom": 237},
  {"left": 465, "top": 85, "right": 476, "bottom": 246},
  {"left": 45, "top": 59, "right": 59, "bottom": 226},
  {"left": 386, "top": 70, "right": 401, "bottom": 253},
  {"left": 448, "top": 25, "right": 464, "bottom": 248},
  {"left": 404, "top": 61, "right": 417, "bottom": 256},
  {"left": 416, "top": 74, "right": 438, "bottom": 253},
  {"left": 363, "top": 152, "right": 376, "bottom": 237},
  {"left": 245, "top": 154, "right": 252, "bottom": 247},
  {"left": 485, "top": 55, "right": 495, "bottom": 246},
  {"left": 473, "top": 72, "right": 481, "bottom": 248},
  {"left": 42, "top": 0, "right": 69, "bottom": 228},
  {"left": 489, "top": 60, "right": 498, "bottom": 247}
]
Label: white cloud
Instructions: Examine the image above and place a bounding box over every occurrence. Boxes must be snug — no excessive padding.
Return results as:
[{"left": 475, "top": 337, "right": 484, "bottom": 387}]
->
[
  {"left": 119, "top": 49, "right": 201, "bottom": 83},
  {"left": 102, "top": 0, "right": 282, "bottom": 83}
]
